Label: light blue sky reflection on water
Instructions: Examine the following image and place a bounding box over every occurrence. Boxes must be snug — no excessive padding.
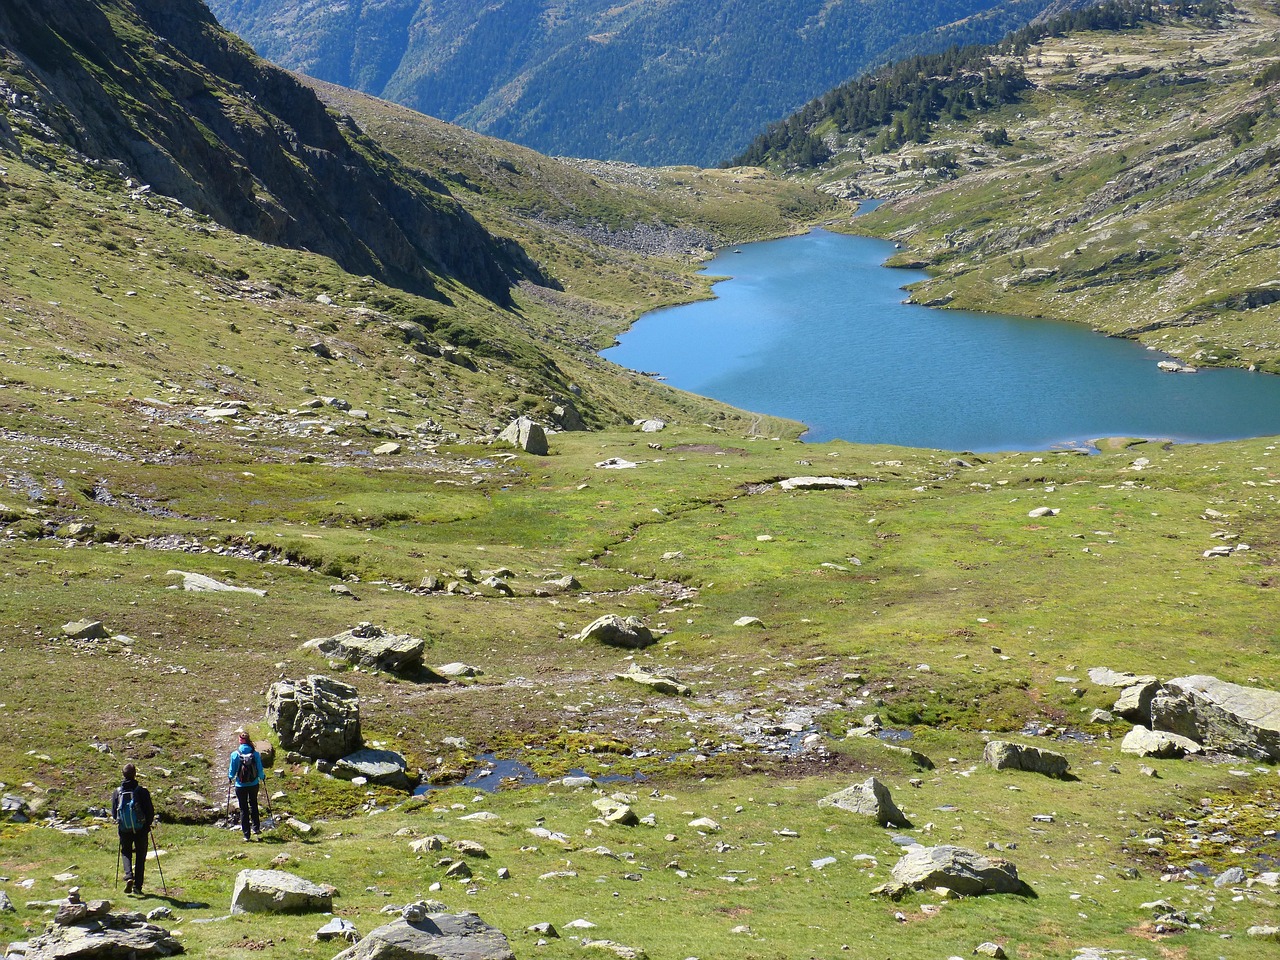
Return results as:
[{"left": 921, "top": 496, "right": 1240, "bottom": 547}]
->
[{"left": 602, "top": 229, "right": 1280, "bottom": 450}]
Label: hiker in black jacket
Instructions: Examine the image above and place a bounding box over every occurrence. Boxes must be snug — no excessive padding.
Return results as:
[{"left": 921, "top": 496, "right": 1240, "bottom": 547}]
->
[{"left": 111, "top": 762, "right": 154, "bottom": 895}]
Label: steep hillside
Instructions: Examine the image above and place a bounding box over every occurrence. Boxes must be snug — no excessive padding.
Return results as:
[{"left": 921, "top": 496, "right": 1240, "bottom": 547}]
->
[
  {"left": 745, "top": 0, "right": 1280, "bottom": 373},
  {"left": 205, "top": 0, "right": 1055, "bottom": 166}
]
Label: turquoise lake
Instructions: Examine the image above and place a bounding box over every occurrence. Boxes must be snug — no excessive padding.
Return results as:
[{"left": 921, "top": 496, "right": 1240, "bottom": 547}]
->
[{"left": 601, "top": 229, "right": 1280, "bottom": 451}]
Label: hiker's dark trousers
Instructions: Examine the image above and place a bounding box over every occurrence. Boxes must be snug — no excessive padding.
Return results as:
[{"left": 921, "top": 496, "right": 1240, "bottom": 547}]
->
[
  {"left": 120, "top": 829, "right": 146, "bottom": 889},
  {"left": 235, "top": 783, "right": 260, "bottom": 837}
]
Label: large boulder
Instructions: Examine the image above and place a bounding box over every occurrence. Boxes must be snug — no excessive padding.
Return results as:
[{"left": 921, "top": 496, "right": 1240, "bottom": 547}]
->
[
  {"left": 24, "top": 901, "right": 183, "bottom": 958},
  {"left": 818, "top": 777, "right": 910, "bottom": 827},
  {"left": 230, "top": 869, "right": 333, "bottom": 914},
  {"left": 872, "top": 845, "right": 1027, "bottom": 900},
  {"left": 302, "top": 622, "right": 427, "bottom": 676},
  {"left": 498, "top": 417, "right": 549, "bottom": 456},
  {"left": 1153, "top": 675, "right": 1280, "bottom": 760},
  {"left": 1120, "top": 725, "right": 1203, "bottom": 758},
  {"left": 333, "top": 748, "right": 417, "bottom": 791},
  {"left": 1114, "top": 681, "right": 1161, "bottom": 724},
  {"left": 266, "top": 675, "right": 362, "bottom": 761},
  {"left": 331, "top": 912, "right": 515, "bottom": 960},
  {"left": 576, "top": 615, "right": 655, "bottom": 649},
  {"left": 982, "top": 740, "right": 1070, "bottom": 778}
]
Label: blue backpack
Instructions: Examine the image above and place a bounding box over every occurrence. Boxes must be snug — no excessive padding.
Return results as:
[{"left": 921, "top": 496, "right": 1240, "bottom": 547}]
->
[{"left": 118, "top": 788, "right": 141, "bottom": 831}]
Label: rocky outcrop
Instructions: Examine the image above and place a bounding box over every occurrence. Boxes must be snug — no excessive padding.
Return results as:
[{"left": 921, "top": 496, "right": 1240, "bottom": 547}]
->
[
  {"left": 331, "top": 912, "right": 515, "bottom": 960},
  {"left": 576, "top": 615, "right": 655, "bottom": 649},
  {"left": 23, "top": 893, "right": 183, "bottom": 958},
  {"left": 982, "top": 741, "right": 1070, "bottom": 778},
  {"left": 230, "top": 869, "right": 334, "bottom": 914},
  {"left": 872, "top": 845, "right": 1027, "bottom": 899},
  {"left": 302, "top": 622, "right": 428, "bottom": 676},
  {"left": 818, "top": 777, "right": 909, "bottom": 827},
  {"left": 1114, "top": 681, "right": 1161, "bottom": 723},
  {"left": 497, "top": 417, "right": 549, "bottom": 455},
  {"left": 266, "top": 675, "right": 362, "bottom": 761},
  {"left": 1152, "top": 675, "right": 1280, "bottom": 760}
]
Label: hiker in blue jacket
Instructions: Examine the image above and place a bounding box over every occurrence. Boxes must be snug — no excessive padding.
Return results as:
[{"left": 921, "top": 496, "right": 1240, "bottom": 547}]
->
[
  {"left": 228, "top": 729, "right": 265, "bottom": 840},
  {"left": 111, "top": 762, "right": 154, "bottom": 895}
]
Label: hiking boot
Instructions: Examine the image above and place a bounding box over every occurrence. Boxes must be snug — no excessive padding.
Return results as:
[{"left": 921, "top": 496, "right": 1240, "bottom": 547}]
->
[
  {"left": 243, "top": 833, "right": 252, "bottom": 841},
  {"left": 124, "top": 880, "right": 133, "bottom": 894},
  {"left": 253, "top": 827, "right": 262, "bottom": 836}
]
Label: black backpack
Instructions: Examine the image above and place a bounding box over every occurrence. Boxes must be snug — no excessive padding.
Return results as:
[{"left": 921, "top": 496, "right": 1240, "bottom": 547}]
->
[{"left": 235, "top": 751, "right": 257, "bottom": 785}]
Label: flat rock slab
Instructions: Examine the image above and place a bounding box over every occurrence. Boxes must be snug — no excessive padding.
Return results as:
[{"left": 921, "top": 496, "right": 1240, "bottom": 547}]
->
[
  {"left": 231, "top": 869, "right": 333, "bottom": 914},
  {"left": 1157, "top": 675, "right": 1280, "bottom": 760},
  {"left": 1087, "top": 667, "right": 1157, "bottom": 688},
  {"left": 873, "top": 845, "right": 1026, "bottom": 900},
  {"left": 1121, "top": 725, "right": 1203, "bottom": 758},
  {"left": 333, "top": 748, "right": 416, "bottom": 791},
  {"left": 615, "top": 667, "right": 690, "bottom": 697},
  {"left": 23, "top": 910, "right": 183, "bottom": 958},
  {"left": 331, "top": 912, "right": 515, "bottom": 960},
  {"left": 167, "top": 570, "right": 266, "bottom": 596},
  {"left": 778, "top": 476, "right": 860, "bottom": 491}
]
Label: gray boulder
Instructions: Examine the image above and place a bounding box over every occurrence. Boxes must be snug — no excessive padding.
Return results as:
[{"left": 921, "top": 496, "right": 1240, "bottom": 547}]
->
[
  {"left": 303, "top": 622, "right": 426, "bottom": 676},
  {"left": 266, "top": 675, "right": 362, "bottom": 761},
  {"left": 872, "top": 845, "right": 1027, "bottom": 900},
  {"left": 616, "top": 666, "right": 690, "bottom": 697},
  {"left": 576, "top": 615, "right": 655, "bottom": 649},
  {"left": 62, "top": 619, "right": 109, "bottom": 640},
  {"left": 1153, "top": 675, "right": 1280, "bottom": 761},
  {"left": 1087, "top": 667, "right": 1157, "bottom": 688},
  {"left": 333, "top": 748, "right": 417, "bottom": 791},
  {"left": 982, "top": 741, "right": 1070, "bottom": 778},
  {"left": 1119, "top": 725, "right": 1203, "bottom": 758},
  {"left": 231, "top": 869, "right": 333, "bottom": 914},
  {"left": 818, "top": 777, "right": 910, "bottom": 827},
  {"left": 1114, "top": 681, "right": 1161, "bottom": 723},
  {"left": 316, "top": 917, "right": 360, "bottom": 943},
  {"left": 498, "top": 417, "right": 549, "bottom": 456},
  {"left": 331, "top": 913, "right": 515, "bottom": 960},
  {"left": 23, "top": 903, "right": 183, "bottom": 958}
]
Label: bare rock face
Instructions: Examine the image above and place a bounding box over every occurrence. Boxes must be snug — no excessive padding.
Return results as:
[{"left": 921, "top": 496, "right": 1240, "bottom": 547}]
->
[
  {"left": 1114, "top": 681, "right": 1161, "bottom": 723},
  {"left": 302, "top": 622, "right": 428, "bottom": 676},
  {"left": 1153, "top": 675, "right": 1280, "bottom": 760},
  {"left": 982, "top": 740, "right": 1070, "bottom": 778},
  {"left": 498, "top": 417, "right": 549, "bottom": 455},
  {"left": 24, "top": 901, "right": 183, "bottom": 958},
  {"left": 266, "top": 675, "right": 362, "bottom": 761},
  {"left": 331, "top": 912, "right": 515, "bottom": 960},
  {"left": 818, "top": 777, "right": 910, "bottom": 827},
  {"left": 872, "top": 845, "right": 1027, "bottom": 900},
  {"left": 230, "top": 869, "right": 333, "bottom": 914},
  {"left": 576, "top": 615, "right": 655, "bottom": 649}
]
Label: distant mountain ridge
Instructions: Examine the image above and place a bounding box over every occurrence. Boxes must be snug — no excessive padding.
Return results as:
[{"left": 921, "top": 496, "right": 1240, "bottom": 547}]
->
[{"left": 205, "top": 0, "right": 1056, "bottom": 166}]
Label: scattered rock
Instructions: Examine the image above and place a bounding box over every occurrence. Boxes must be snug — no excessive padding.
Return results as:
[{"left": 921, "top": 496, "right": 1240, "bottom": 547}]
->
[
  {"left": 733, "top": 616, "right": 764, "bottom": 628},
  {"left": 372, "top": 442, "right": 402, "bottom": 456},
  {"left": 1248, "top": 925, "right": 1280, "bottom": 941},
  {"left": 316, "top": 917, "right": 360, "bottom": 943},
  {"left": 230, "top": 869, "right": 333, "bottom": 914},
  {"left": 303, "top": 622, "right": 428, "bottom": 676},
  {"left": 1119, "top": 725, "right": 1202, "bottom": 758},
  {"left": 1026, "top": 507, "right": 1059, "bottom": 518},
  {"left": 330, "top": 912, "right": 514, "bottom": 960},
  {"left": 778, "top": 476, "right": 860, "bottom": 491},
  {"left": 872, "top": 845, "right": 1028, "bottom": 900},
  {"left": 982, "top": 741, "right": 1070, "bottom": 778},
  {"left": 167, "top": 571, "right": 267, "bottom": 596},
  {"left": 635, "top": 418, "right": 666, "bottom": 433},
  {"left": 973, "top": 943, "right": 1006, "bottom": 959},
  {"left": 23, "top": 903, "right": 183, "bottom": 959},
  {"left": 592, "top": 797, "right": 640, "bottom": 826},
  {"left": 818, "top": 777, "right": 910, "bottom": 827},
  {"left": 266, "top": 675, "right": 363, "bottom": 761},
  {"left": 436, "top": 662, "right": 483, "bottom": 679},
  {"left": 576, "top": 614, "right": 655, "bottom": 649},
  {"left": 498, "top": 417, "right": 549, "bottom": 456},
  {"left": 62, "top": 619, "right": 108, "bottom": 640},
  {"left": 333, "top": 748, "right": 417, "bottom": 791},
  {"left": 615, "top": 665, "right": 690, "bottom": 696}
]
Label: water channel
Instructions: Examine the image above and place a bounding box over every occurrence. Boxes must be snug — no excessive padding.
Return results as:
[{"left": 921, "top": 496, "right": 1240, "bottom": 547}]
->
[{"left": 602, "top": 229, "right": 1280, "bottom": 451}]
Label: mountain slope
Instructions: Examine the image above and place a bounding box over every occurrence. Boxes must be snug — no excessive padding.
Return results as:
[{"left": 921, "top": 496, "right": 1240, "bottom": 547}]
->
[
  {"left": 750, "top": 0, "right": 1280, "bottom": 373},
  {"left": 206, "top": 0, "right": 1056, "bottom": 166},
  {"left": 0, "top": 0, "right": 530, "bottom": 303}
]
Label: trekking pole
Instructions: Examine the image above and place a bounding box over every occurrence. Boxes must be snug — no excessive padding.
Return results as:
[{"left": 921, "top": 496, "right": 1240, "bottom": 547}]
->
[
  {"left": 149, "top": 828, "right": 169, "bottom": 897},
  {"left": 115, "top": 837, "right": 121, "bottom": 890}
]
